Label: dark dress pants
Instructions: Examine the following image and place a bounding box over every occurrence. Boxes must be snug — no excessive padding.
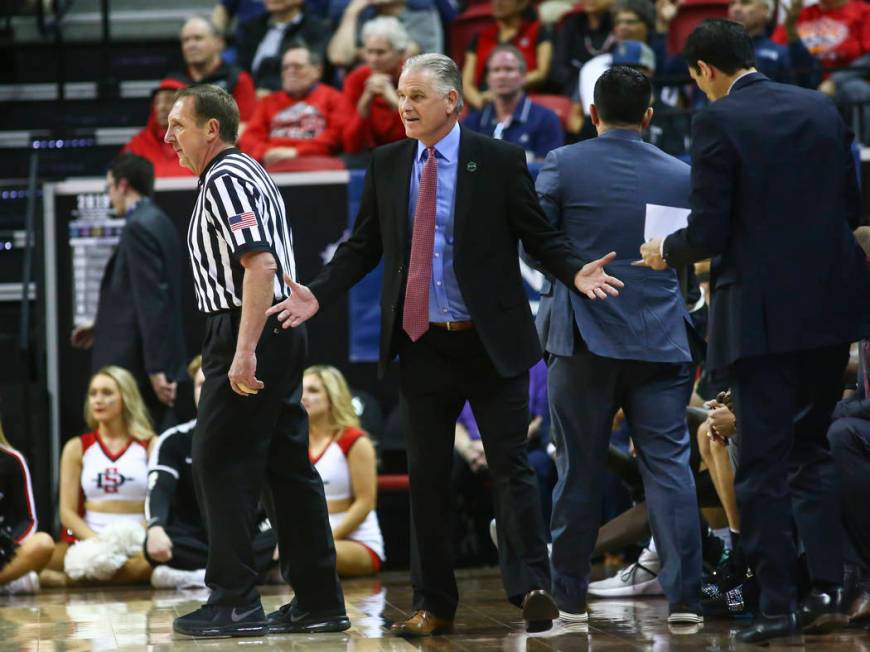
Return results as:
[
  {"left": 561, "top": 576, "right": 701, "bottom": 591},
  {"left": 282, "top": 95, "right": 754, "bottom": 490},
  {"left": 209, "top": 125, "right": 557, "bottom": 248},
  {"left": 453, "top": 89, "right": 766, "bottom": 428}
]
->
[
  {"left": 731, "top": 344, "right": 849, "bottom": 615},
  {"left": 548, "top": 348, "right": 702, "bottom": 612},
  {"left": 827, "top": 416, "right": 870, "bottom": 574},
  {"left": 398, "top": 328, "right": 551, "bottom": 619},
  {"left": 193, "top": 312, "right": 344, "bottom": 611}
]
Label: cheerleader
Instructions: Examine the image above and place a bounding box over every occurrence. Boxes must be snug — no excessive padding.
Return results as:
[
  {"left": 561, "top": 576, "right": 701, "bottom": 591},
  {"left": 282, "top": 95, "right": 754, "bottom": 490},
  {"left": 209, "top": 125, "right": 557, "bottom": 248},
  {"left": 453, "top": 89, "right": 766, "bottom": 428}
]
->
[
  {"left": 304, "top": 366, "right": 385, "bottom": 577},
  {"left": 42, "top": 366, "right": 154, "bottom": 586},
  {"left": 0, "top": 418, "right": 55, "bottom": 594}
]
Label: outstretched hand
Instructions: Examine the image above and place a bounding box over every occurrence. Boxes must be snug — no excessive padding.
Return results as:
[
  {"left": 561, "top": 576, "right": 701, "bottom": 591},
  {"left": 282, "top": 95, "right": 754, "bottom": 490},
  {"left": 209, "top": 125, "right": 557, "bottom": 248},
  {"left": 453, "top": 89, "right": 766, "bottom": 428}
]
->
[
  {"left": 573, "top": 251, "right": 624, "bottom": 300},
  {"left": 265, "top": 273, "right": 321, "bottom": 328}
]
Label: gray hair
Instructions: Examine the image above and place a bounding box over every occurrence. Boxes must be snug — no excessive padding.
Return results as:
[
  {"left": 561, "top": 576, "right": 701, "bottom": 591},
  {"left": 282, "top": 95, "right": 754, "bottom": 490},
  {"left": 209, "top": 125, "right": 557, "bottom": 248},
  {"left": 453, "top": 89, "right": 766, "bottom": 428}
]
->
[
  {"left": 401, "top": 53, "right": 464, "bottom": 114},
  {"left": 182, "top": 15, "right": 223, "bottom": 39},
  {"left": 361, "top": 16, "right": 410, "bottom": 53}
]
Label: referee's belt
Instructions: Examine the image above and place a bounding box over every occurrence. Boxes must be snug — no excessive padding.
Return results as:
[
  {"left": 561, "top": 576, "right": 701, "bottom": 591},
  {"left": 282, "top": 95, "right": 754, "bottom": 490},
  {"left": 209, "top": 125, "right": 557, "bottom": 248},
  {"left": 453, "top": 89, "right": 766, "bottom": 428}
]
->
[{"left": 430, "top": 320, "right": 474, "bottom": 332}]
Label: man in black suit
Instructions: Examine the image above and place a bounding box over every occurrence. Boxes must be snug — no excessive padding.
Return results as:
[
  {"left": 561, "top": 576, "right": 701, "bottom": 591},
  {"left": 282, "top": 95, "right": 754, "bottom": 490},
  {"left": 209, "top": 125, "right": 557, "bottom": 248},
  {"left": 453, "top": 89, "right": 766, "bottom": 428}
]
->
[
  {"left": 268, "top": 52, "right": 623, "bottom": 636},
  {"left": 639, "top": 19, "right": 870, "bottom": 644},
  {"left": 72, "top": 154, "right": 187, "bottom": 428}
]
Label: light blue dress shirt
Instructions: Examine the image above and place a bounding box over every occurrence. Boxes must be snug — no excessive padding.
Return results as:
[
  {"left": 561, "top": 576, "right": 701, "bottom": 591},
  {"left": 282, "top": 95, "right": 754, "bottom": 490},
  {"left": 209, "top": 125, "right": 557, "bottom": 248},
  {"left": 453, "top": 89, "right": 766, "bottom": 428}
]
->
[{"left": 408, "top": 121, "right": 470, "bottom": 322}]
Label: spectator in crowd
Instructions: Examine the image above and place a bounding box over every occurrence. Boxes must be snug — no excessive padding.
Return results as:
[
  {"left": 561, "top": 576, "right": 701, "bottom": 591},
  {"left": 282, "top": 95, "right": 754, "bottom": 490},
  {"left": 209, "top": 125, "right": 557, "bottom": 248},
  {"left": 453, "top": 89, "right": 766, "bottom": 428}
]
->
[
  {"left": 236, "top": 0, "right": 332, "bottom": 92},
  {"left": 327, "top": 0, "right": 435, "bottom": 70},
  {"left": 727, "top": 0, "right": 804, "bottom": 83},
  {"left": 463, "top": 45, "right": 564, "bottom": 161},
  {"left": 613, "top": 0, "right": 663, "bottom": 64},
  {"left": 343, "top": 17, "right": 409, "bottom": 155},
  {"left": 124, "top": 79, "right": 193, "bottom": 177},
  {"left": 462, "top": 0, "right": 554, "bottom": 110},
  {"left": 70, "top": 154, "right": 187, "bottom": 430},
  {"left": 239, "top": 46, "right": 353, "bottom": 165},
  {"left": 773, "top": 0, "right": 870, "bottom": 74},
  {"left": 550, "top": 0, "right": 615, "bottom": 98},
  {"left": 145, "top": 356, "right": 278, "bottom": 589},
  {"left": 41, "top": 367, "right": 155, "bottom": 587},
  {"left": 0, "top": 418, "right": 55, "bottom": 595},
  {"left": 212, "top": 0, "right": 267, "bottom": 42},
  {"left": 303, "top": 366, "right": 384, "bottom": 577},
  {"left": 167, "top": 16, "right": 257, "bottom": 122}
]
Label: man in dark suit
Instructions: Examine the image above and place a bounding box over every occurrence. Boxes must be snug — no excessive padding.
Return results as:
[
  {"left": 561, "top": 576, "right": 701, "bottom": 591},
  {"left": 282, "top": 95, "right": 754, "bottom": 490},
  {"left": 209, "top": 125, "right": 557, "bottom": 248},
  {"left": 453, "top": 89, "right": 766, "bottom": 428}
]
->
[
  {"left": 268, "top": 52, "right": 623, "bottom": 636},
  {"left": 537, "top": 66, "right": 703, "bottom": 625},
  {"left": 639, "top": 19, "right": 870, "bottom": 644},
  {"left": 72, "top": 154, "right": 187, "bottom": 428}
]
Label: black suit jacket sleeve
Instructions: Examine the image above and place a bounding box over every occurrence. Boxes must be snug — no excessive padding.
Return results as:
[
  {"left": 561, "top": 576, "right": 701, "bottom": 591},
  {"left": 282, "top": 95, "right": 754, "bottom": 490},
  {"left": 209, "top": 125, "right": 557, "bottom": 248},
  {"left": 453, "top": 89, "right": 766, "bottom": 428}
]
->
[
  {"left": 664, "top": 109, "right": 735, "bottom": 268},
  {"left": 125, "top": 220, "right": 177, "bottom": 376},
  {"left": 308, "top": 157, "right": 384, "bottom": 306},
  {"left": 506, "top": 148, "right": 586, "bottom": 288}
]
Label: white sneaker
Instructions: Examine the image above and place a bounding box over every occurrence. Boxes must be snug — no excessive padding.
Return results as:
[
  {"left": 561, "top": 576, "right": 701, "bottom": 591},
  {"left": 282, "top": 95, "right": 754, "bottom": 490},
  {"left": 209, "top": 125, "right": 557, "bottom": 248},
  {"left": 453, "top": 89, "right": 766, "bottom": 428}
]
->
[
  {"left": 667, "top": 611, "right": 703, "bottom": 624},
  {"left": 150, "top": 565, "right": 206, "bottom": 590},
  {"left": 559, "top": 609, "right": 589, "bottom": 624},
  {"left": 0, "top": 571, "right": 40, "bottom": 595},
  {"left": 588, "top": 547, "right": 663, "bottom": 597}
]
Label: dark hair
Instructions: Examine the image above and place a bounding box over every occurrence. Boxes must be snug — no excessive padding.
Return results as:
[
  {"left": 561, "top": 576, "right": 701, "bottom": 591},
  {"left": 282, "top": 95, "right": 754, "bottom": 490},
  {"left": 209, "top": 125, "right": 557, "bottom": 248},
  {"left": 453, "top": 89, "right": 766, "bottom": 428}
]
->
[
  {"left": 175, "top": 84, "right": 240, "bottom": 144},
  {"left": 593, "top": 65, "right": 652, "bottom": 125},
  {"left": 108, "top": 153, "right": 155, "bottom": 197},
  {"left": 486, "top": 44, "right": 527, "bottom": 74},
  {"left": 282, "top": 44, "right": 323, "bottom": 67},
  {"left": 613, "top": 0, "right": 655, "bottom": 36},
  {"left": 683, "top": 19, "right": 756, "bottom": 75}
]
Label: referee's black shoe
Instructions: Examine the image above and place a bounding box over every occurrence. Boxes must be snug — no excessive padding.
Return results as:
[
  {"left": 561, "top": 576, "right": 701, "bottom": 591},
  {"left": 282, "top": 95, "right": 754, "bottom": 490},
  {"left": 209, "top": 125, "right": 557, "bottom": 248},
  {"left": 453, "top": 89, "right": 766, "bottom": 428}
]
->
[
  {"left": 267, "top": 598, "right": 351, "bottom": 634},
  {"left": 173, "top": 602, "right": 268, "bottom": 637}
]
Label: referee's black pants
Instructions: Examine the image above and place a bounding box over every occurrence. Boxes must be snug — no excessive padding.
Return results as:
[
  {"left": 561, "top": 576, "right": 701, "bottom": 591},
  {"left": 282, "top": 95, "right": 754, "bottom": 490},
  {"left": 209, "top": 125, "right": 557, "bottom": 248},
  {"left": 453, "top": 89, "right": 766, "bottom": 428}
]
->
[{"left": 193, "top": 311, "right": 344, "bottom": 610}]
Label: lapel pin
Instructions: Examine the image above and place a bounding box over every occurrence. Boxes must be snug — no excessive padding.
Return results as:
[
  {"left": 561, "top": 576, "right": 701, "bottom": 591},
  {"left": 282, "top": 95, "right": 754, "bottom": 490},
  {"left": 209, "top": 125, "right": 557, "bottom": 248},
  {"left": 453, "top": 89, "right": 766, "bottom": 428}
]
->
[{"left": 466, "top": 161, "right": 478, "bottom": 172}]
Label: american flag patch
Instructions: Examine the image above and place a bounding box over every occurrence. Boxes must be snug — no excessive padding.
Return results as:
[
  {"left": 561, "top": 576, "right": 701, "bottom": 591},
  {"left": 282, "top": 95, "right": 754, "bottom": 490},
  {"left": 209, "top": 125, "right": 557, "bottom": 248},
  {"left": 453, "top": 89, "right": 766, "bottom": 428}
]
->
[{"left": 228, "top": 211, "right": 257, "bottom": 232}]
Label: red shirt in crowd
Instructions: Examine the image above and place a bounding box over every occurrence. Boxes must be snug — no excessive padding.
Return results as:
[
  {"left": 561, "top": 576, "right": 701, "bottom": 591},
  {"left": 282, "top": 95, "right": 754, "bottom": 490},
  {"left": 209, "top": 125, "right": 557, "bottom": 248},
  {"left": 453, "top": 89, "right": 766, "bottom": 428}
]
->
[
  {"left": 469, "top": 20, "right": 549, "bottom": 85},
  {"left": 342, "top": 65, "right": 407, "bottom": 154},
  {"left": 123, "top": 79, "right": 193, "bottom": 177},
  {"left": 238, "top": 83, "right": 353, "bottom": 162},
  {"left": 772, "top": 0, "right": 870, "bottom": 70}
]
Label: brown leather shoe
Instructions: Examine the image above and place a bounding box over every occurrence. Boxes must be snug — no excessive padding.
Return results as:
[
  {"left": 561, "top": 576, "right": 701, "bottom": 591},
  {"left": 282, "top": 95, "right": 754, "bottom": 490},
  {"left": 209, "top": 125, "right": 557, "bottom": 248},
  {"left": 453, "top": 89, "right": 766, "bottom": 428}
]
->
[
  {"left": 390, "top": 610, "right": 454, "bottom": 637},
  {"left": 850, "top": 590, "right": 870, "bottom": 625}
]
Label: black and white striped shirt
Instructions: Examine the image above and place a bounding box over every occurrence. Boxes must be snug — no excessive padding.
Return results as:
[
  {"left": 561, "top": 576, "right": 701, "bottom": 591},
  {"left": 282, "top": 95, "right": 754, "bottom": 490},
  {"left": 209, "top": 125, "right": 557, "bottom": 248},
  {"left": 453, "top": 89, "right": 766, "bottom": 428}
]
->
[{"left": 187, "top": 148, "right": 296, "bottom": 314}]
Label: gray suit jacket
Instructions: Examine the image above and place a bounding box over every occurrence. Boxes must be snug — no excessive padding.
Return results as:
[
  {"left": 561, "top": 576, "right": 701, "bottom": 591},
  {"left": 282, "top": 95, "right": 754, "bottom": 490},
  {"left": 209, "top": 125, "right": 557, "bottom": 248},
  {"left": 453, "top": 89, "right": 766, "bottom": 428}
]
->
[{"left": 535, "top": 129, "right": 695, "bottom": 362}]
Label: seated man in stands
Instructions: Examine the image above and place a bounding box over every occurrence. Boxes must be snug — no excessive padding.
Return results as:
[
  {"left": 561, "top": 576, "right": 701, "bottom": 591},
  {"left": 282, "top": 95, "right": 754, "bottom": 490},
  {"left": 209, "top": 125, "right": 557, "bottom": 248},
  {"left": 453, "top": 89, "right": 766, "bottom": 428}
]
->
[
  {"left": 167, "top": 16, "right": 256, "bottom": 122},
  {"left": 727, "top": 0, "right": 805, "bottom": 83},
  {"left": 236, "top": 0, "right": 332, "bottom": 92},
  {"left": 343, "top": 16, "right": 409, "bottom": 156},
  {"left": 123, "top": 79, "right": 193, "bottom": 177},
  {"left": 463, "top": 45, "right": 563, "bottom": 162},
  {"left": 145, "top": 356, "right": 278, "bottom": 589},
  {"left": 462, "top": 0, "right": 554, "bottom": 111},
  {"left": 239, "top": 46, "right": 352, "bottom": 166}
]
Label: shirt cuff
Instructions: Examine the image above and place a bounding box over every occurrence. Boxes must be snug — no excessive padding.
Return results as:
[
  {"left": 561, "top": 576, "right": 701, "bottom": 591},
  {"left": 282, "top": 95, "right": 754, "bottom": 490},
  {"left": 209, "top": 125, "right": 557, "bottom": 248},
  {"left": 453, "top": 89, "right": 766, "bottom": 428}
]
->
[{"left": 660, "top": 236, "right": 667, "bottom": 259}]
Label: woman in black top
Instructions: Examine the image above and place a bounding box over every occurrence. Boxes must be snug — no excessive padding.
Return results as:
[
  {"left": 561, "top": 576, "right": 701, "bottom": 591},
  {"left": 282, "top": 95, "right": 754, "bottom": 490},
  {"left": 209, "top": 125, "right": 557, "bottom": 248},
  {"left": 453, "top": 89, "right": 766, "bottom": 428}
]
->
[
  {"left": 0, "top": 420, "right": 55, "bottom": 594},
  {"left": 550, "top": 0, "right": 615, "bottom": 97}
]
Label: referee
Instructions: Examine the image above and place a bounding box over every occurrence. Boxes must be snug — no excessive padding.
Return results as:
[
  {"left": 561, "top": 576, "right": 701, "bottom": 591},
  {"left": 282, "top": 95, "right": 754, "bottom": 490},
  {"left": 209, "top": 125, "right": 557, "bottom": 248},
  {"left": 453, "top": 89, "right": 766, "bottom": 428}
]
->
[{"left": 164, "top": 85, "right": 348, "bottom": 638}]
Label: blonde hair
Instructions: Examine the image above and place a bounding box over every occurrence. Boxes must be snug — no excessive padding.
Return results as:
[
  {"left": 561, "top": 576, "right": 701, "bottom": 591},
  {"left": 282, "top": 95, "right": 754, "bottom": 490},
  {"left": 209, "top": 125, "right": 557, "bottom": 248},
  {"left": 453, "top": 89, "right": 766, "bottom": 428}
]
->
[
  {"left": 304, "top": 365, "right": 361, "bottom": 432},
  {"left": 0, "top": 420, "right": 12, "bottom": 449},
  {"left": 187, "top": 354, "right": 203, "bottom": 380},
  {"left": 84, "top": 366, "right": 155, "bottom": 441}
]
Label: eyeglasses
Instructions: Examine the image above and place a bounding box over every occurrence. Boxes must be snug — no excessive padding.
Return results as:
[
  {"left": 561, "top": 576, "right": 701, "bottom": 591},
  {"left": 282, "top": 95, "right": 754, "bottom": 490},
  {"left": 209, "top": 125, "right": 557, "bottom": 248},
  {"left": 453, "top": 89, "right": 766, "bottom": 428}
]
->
[{"left": 282, "top": 62, "right": 311, "bottom": 71}]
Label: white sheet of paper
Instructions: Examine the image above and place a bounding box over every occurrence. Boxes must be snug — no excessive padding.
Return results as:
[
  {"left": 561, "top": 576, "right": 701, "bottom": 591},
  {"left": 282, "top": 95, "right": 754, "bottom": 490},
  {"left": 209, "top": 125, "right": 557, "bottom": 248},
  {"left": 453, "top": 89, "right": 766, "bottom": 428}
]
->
[{"left": 644, "top": 204, "right": 690, "bottom": 242}]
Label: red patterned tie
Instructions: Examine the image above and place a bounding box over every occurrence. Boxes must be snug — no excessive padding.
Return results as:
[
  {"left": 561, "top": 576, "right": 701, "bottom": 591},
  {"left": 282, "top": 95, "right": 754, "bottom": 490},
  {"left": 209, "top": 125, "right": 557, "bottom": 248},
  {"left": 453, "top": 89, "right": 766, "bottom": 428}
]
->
[{"left": 403, "top": 146, "right": 438, "bottom": 342}]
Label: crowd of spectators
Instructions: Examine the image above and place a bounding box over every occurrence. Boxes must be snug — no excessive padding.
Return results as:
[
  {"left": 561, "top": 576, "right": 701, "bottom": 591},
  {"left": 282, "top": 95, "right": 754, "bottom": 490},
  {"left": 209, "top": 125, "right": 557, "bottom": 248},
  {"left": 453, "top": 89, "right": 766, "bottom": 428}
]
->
[{"left": 124, "top": 0, "right": 870, "bottom": 178}]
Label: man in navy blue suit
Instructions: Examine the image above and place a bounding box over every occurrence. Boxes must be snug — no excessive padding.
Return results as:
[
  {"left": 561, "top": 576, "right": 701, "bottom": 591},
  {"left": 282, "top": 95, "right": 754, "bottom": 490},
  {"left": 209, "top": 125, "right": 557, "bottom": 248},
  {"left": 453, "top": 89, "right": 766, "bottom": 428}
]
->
[
  {"left": 640, "top": 19, "right": 870, "bottom": 644},
  {"left": 536, "top": 66, "right": 703, "bottom": 626}
]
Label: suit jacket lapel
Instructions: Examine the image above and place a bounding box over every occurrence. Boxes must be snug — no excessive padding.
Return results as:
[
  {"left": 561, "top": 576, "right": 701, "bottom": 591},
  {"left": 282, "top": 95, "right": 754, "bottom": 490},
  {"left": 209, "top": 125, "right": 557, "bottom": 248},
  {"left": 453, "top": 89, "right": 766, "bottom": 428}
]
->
[
  {"left": 393, "top": 139, "right": 416, "bottom": 259},
  {"left": 453, "top": 127, "right": 477, "bottom": 254}
]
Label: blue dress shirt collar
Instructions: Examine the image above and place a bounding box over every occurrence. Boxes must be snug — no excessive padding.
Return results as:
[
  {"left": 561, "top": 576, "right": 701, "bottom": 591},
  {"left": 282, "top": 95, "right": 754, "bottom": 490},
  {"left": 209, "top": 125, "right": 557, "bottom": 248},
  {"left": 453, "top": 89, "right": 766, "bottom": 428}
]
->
[{"left": 416, "top": 121, "right": 461, "bottom": 163}]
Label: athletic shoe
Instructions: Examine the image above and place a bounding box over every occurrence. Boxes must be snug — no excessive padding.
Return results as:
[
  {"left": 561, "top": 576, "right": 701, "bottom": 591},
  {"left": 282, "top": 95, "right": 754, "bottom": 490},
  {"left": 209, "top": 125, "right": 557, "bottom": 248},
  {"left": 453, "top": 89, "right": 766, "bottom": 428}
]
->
[
  {"left": 559, "top": 609, "right": 589, "bottom": 624},
  {"left": 151, "top": 566, "right": 206, "bottom": 590},
  {"left": 588, "top": 547, "right": 663, "bottom": 597},
  {"left": 668, "top": 604, "right": 704, "bottom": 624},
  {"left": 702, "top": 578, "right": 758, "bottom": 619},
  {"left": 173, "top": 602, "right": 267, "bottom": 637},
  {"left": 0, "top": 571, "right": 39, "bottom": 594},
  {"left": 267, "top": 598, "right": 351, "bottom": 634}
]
